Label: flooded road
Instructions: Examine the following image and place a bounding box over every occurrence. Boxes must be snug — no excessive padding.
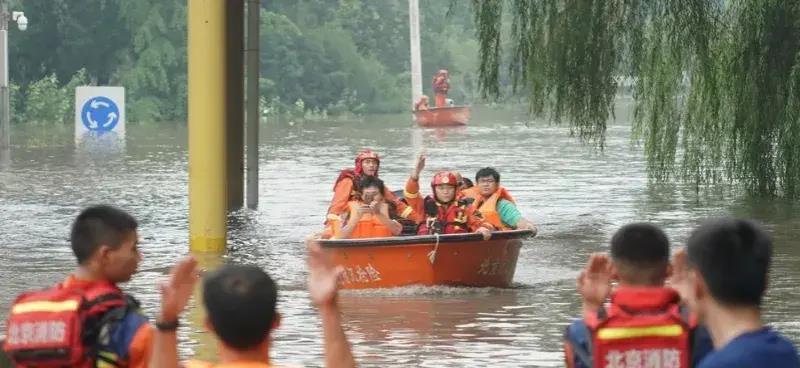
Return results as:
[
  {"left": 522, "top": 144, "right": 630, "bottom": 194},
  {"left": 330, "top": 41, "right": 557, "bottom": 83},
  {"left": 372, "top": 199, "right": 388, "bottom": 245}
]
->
[{"left": 1, "top": 106, "right": 798, "bottom": 367}]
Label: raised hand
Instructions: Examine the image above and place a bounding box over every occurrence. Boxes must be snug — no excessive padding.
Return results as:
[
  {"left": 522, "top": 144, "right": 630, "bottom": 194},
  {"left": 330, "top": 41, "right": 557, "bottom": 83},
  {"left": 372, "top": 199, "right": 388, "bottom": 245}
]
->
[
  {"left": 412, "top": 154, "right": 426, "bottom": 180},
  {"left": 577, "top": 253, "right": 612, "bottom": 310},
  {"left": 668, "top": 247, "right": 691, "bottom": 303},
  {"left": 158, "top": 256, "right": 200, "bottom": 323},
  {"left": 307, "top": 238, "right": 344, "bottom": 307}
]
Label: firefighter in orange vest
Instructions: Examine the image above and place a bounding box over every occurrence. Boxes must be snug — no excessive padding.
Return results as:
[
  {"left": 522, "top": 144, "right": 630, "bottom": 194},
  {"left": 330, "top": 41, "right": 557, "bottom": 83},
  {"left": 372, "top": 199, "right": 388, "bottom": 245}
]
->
[
  {"left": 563, "top": 223, "right": 712, "bottom": 368},
  {"left": 336, "top": 176, "right": 402, "bottom": 239},
  {"left": 324, "top": 149, "right": 419, "bottom": 237},
  {"left": 3, "top": 205, "right": 196, "bottom": 368},
  {"left": 405, "top": 167, "right": 493, "bottom": 239},
  {"left": 432, "top": 69, "right": 450, "bottom": 107},
  {"left": 462, "top": 167, "right": 536, "bottom": 231},
  {"left": 150, "top": 239, "right": 356, "bottom": 368}
]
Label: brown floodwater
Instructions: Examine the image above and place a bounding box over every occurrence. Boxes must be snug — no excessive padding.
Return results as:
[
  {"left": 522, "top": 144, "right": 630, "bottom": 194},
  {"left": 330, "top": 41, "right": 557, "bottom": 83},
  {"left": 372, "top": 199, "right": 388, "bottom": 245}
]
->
[{"left": 1, "top": 106, "right": 798, "bottom": 367}]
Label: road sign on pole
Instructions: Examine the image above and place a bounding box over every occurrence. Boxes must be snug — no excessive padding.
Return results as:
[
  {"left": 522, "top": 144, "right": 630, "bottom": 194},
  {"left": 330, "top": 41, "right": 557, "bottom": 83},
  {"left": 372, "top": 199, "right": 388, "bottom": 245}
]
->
[{"left": 75, "top": 86, "right": 125, "bottom": 143}]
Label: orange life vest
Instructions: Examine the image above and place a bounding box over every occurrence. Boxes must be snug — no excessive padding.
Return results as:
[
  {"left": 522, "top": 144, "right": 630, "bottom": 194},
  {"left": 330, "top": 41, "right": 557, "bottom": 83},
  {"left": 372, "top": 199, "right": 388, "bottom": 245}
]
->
[
  {"left": 3, "top": 278, "right": 133, "bottom": 368},
  {"left": 587, "top": 288, "right": 692, "bottom": 368},
  {"left": 464, "top": 187, "right": 515, "bottom": 230},
  {"left": 418, "top": 197, "right": 469, "bottom": 235},
  {"left": 343, "top": 201, "right": 394, "bottom": 239}
]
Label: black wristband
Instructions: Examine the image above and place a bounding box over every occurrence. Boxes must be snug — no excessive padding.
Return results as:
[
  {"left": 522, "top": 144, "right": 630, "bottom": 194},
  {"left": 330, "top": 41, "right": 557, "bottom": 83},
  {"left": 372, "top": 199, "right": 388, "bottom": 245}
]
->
[{"left": 155, "top": 320, "right": 179, "bottom": 331}]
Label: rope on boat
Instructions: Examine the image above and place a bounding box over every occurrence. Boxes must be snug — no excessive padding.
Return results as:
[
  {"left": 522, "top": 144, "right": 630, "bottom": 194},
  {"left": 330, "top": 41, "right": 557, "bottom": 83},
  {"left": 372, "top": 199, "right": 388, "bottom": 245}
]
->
[{"left": 428, "top": 233, "right": 441, "bottom": 264}]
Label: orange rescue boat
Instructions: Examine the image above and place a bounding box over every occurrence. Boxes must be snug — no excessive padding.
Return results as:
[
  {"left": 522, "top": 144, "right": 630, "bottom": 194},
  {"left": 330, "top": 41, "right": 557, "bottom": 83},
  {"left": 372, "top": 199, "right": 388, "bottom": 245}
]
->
[
  {"left": 413, "top": 106, "right": 471, "bottom": 127},
  {"left": 318, "top": 229, "right": 534, "bottom": 289}
]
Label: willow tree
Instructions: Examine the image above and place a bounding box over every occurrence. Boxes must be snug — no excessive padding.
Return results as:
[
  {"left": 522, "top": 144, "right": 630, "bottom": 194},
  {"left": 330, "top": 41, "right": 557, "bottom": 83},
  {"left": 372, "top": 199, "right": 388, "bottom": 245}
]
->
[{"left": 472, "top": 0, "right": 800, "bottom": 198}]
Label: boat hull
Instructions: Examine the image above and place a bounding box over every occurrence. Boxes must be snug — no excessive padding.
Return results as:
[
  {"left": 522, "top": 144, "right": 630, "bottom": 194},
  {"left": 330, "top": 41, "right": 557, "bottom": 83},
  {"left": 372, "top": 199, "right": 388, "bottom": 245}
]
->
[
  {"left": 318, "top": 230, "right": 533, "bottom": 289},
  {"left": 413, "top": 106, "right": 470, "bottom": 127}
]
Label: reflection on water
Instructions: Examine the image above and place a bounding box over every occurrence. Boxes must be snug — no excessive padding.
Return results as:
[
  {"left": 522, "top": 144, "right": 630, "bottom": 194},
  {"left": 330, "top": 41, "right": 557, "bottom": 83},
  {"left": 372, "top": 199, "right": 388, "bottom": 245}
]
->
[{"left": 1, "top": 106, "right": 799, "bottom": 367}]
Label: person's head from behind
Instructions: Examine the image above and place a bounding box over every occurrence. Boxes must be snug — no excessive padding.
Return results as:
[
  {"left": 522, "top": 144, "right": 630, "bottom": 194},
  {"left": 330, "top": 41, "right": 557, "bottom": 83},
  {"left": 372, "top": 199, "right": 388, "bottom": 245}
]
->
[
  {"left": 70, "top": 205, "right": 140, "bottom": 283},
  {"left": 609, "top": 223, "right": 670, "bottom": 287},
  {"left": 359, "top": 176, "right": 386, "bottom": 204},
  {"left": 685, "top": 218, "right": 771, "bottom": 321},
  {"left": 475, "top": 167, "right": 500, "bottom": 198},
  {"left": 204, "top": 264, "right": 279, "bottom": 352},
  {"left": 452, "top": 171, "right": 471, "bottom": 191}
]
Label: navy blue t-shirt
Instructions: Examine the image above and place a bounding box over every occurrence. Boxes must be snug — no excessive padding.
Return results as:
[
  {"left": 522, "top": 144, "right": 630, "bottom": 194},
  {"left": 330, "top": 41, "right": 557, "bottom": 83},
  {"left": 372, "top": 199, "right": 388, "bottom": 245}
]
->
[{"left": 698, "top": 327, "right": 800, "bottom": 368}]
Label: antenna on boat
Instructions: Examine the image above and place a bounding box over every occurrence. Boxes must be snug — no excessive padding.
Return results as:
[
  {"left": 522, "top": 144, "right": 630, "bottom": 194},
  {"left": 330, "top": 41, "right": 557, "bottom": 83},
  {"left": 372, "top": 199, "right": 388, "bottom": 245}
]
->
[{"left": 408, "top": 0, "right": 423, "bottom": 110}]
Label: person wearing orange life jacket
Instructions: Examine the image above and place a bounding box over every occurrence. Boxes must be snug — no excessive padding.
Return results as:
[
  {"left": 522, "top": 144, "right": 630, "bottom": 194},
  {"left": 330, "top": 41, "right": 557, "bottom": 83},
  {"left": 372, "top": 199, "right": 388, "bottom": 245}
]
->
[
  {"left": 462, "top": 167, "right": 537, "bottom": 231},
  {"left": 563, "top": 223, "right": 713, "bottom": 368},
  {"left": 324, "top": 149, "right": 419, "bottom": 237},
  {"left": 432, "top": 69, "right": 450, "bottom": 108},
  {"left": 337, "top": 176, "right": 402, "bottom": 239},
  {"left": 3, "top": 205, "right": 193, "bottom": 368},
  {"left": 405, "top": 167, "right": 493, "bottom": 240},
  {"left": 150, "top": 239, "right": 356, "bottom": 368}
]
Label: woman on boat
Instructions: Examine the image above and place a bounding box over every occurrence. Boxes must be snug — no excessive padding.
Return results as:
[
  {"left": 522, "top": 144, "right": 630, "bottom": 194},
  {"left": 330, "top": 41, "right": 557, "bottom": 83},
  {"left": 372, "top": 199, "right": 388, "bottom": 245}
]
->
[
  {"left": 336, "top": 176, "right": 402, "bottom": 239},
  {"left": 324, "top": 149, "right": 419, "bottom": 234},
  {"left": 406, "top": 170, "right": 492, "bottom": 240}
]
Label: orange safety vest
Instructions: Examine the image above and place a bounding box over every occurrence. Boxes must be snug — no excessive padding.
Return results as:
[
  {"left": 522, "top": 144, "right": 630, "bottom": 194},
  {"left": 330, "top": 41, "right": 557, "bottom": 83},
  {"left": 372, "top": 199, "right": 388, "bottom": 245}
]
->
[
  {"left": 343, "top": 201, "right": 394, "bottom": 239},
  {"left": 587, "top": 288, "right": 693, "bottom": 368},
  {"left": 418, "top": 196, "right": 470, "bottom": 235},
  {"left": 463, "top": 187, "right": 515, "bottom": 230}
]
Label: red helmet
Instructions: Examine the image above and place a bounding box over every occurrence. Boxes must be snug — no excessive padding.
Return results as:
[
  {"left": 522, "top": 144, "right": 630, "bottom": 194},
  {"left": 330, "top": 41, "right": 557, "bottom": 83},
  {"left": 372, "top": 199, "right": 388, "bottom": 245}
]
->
[
  {"left": 354, "top": 149, "right": 380, "bottom": 176},
  {"left": 431, "top": 171, "right": 457, "bottom": 188}
]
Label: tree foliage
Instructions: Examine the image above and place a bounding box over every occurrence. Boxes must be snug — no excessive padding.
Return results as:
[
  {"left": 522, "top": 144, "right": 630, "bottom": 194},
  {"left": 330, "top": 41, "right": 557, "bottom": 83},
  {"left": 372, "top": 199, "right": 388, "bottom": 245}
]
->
[
  {"left": 8, "top": 0, "right": 493, "bottom": 124},
  {"left": 473, "top": 0, "right": 800, "bottom": 198}
]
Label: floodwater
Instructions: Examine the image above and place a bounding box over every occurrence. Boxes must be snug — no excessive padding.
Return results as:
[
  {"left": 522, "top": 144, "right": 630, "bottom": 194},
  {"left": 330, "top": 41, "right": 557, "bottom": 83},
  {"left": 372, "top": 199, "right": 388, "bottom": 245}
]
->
[{"left": 1, "top": 105, "right": 798, "bottom": 367}]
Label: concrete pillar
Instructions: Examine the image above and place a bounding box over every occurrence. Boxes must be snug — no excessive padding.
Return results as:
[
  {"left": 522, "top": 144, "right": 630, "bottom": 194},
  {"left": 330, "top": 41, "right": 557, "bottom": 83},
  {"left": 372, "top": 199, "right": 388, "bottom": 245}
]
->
[
  {"left": 226, "top": 0, "right": 245, "bottom": 212},
  {"left": 188, "top": 0, "right": 227, "bottom": 252},
  {"left": 245, "top": 0, "right": 260, "bottom": 209}
]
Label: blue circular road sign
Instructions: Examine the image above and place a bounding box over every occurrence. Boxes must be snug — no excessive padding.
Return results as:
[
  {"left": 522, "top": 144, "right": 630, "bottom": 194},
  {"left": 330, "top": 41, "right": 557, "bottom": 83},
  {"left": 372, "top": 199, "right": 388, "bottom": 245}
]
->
[{"left": 81, "top": 96, "right": 120, "bottom": 133}]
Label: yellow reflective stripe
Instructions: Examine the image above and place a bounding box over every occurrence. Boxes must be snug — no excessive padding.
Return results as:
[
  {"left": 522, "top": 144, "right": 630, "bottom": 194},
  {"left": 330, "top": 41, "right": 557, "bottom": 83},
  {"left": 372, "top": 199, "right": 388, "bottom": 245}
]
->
[
  {"left": 597, "top": 325, "right": 683, "bottom": 340},
  {"left": 403, "top": 190, "right": 419, "bottom": 199},
  {"left": 12, "top": 300, "right": 80, "bottom": 314},
  {"left": 96, "top": 351, "right": 120, "bottom": 368},
  {"left": 400, "top": 206, "right": 413, "bottom": 218},
  {"left": 327, "top": 213, "right": 341, "bottom": 221}
]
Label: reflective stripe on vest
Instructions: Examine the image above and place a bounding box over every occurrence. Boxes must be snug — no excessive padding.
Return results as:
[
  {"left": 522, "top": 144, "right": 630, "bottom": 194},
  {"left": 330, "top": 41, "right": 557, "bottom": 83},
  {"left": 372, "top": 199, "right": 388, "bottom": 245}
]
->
[
  {"left": 11, "top": 300, "right": 80, "bottom": 314},
  {"left": 597, "top": 324, "right": 684, "bottom": 340}
]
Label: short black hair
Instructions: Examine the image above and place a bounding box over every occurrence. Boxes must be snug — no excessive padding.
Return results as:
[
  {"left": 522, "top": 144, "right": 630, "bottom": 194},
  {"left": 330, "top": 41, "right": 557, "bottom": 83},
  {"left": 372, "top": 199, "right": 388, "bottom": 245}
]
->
[
  {"left": 70, "top": 205, "right": 138, "bottom": 264},
  {"left": 610, "top": 223, "right": 670, "bottom": 285},
  {"left": 687, "top": 218, "right": 772, "bottom": 307},
  {"left": 359, "top": 176, "right": 386, "bottom": 195},
  {"left": 475, "top": 167, "right": 500, "bottom": 183},
  {"left": 203, "top": 264, "right": 278, "bottom": 350}
]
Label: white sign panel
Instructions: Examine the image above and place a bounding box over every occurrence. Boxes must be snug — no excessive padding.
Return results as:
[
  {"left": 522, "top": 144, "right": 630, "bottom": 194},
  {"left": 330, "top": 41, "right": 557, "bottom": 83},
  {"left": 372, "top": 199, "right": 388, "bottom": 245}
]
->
[{"left": 75, "top": 86, "right": 125, "bottom": 142}]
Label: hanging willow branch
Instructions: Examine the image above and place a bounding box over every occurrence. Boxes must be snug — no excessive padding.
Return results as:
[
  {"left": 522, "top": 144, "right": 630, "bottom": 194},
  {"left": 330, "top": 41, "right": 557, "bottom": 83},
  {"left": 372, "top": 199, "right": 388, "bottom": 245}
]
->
[{"left": 473, "top": 0, "right": 800, "bottom": 198}]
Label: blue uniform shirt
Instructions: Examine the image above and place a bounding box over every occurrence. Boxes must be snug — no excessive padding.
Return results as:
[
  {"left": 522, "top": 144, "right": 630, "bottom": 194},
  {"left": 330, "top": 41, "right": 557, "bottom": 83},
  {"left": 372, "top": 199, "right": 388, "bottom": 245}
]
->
[{"left": 697, "top": 327, "right": 800, "bottom": 368}]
